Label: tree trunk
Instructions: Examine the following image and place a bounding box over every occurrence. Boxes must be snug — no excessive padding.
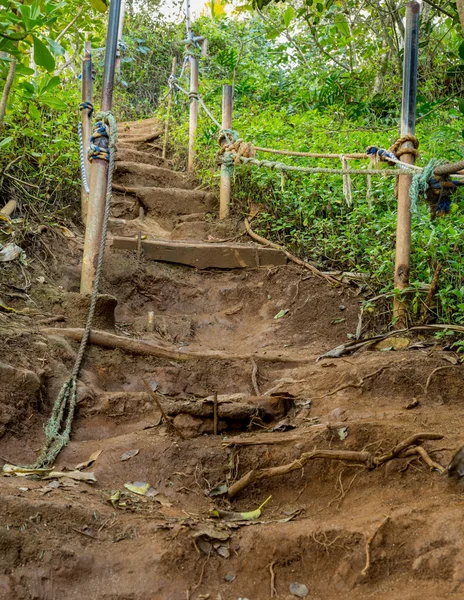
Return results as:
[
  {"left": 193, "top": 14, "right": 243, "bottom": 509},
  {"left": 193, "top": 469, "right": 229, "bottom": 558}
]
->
[
  {"left": 0, "top": 56, "right": 17, "bottom": 129},
  {"left": 457, "top": 0, "right": 464, "bottom": 33}
]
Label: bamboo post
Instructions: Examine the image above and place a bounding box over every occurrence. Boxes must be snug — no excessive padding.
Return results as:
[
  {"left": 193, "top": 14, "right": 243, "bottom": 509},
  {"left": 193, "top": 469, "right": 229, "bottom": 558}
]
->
[
  {"left": 393, "top": 1, "right": 420, "bottom": 326},
  {"left": 219, "top": 84, "right": 233, "bottom": 220},
  {"left": 81, "top": 41, "right": 93, "bottom": 222},
  {"left": 80, "top": 0, "right": 121, "bottom": 295},
  {"left": 115, "top": 0, "right": 126, "bottom": 73},
  {"left": 162, "top": 56, "right": 177, "bottom": 159}
]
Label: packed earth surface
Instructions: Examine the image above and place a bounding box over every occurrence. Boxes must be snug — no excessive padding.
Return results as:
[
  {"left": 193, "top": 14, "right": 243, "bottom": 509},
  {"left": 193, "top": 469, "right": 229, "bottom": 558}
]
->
[{"left": 2, "top": 117, "right": 464, "bottom": 600}]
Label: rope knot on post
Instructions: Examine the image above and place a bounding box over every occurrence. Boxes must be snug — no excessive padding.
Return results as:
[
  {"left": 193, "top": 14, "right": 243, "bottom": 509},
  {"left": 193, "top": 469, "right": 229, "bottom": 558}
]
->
[
  {"left": 79, "top": 101, "right": 94, "bottom": 117},
  {"left": 410, "top": 159, "right": 464, "bottom": 219},
  {"left": 389, "top": 134, "right": 419, "bottom": 158}
]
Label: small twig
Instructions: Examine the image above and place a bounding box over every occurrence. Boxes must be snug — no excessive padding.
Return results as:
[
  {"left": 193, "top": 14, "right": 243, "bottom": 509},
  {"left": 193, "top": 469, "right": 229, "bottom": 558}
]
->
[
  {"left": 142, "top": 379, "right": 185, "bottom": 439},
  {"left": 425, "top": 366, "right": 457, "bottom": 393},
  {"left": 72, "top": 527, "right": 98, "bottom": 540},
  {"left": 269, "top": 561, "right": 277, "bottom": 598},
  {"left": 251, "top": 358, "right": 260, "bottom": 396},
  {"left": 361, "top": 516, "right": 390, "bottom": 577},
  {"left": 213, "top": 391, "right": 218, "bottom": 436}
]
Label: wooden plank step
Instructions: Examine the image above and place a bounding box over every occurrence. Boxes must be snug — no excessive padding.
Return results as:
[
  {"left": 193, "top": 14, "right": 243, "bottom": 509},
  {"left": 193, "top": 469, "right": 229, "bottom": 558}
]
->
[{"left": 111, "top": 237, "right": 287, "bottom": 269}]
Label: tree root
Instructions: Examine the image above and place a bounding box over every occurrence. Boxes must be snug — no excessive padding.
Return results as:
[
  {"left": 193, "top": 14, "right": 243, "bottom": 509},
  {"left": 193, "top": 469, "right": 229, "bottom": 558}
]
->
[
  {"left": 226, "top": 432, "right": 444, "bottom": 499},
  {"left": 425, "top": 365, "right": 457, "bottom": 393},
  {"left": 361, "top": 516, "right": 390, "bottom": 577},
  {"left": 244, "top": 218, "right": 340, "bottom": 285},
  {"left": 41, "top": 327, "right": 310, "bottom": 364}
]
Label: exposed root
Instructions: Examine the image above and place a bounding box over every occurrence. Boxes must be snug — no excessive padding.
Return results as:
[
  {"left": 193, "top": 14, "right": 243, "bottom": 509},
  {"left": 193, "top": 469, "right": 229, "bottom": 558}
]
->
[
  {"left": 251, "top": 358, "right": 260, "bottom": 396},
  {"left": 41, "top": 327, "right": 310, "bottom": 363},
  {"left": 269, "top": 561, "right": 277, "bottom": 598},
  {"left": 425, "top": 365, "right": 457, "bottom": 393},
  {"left": 361, "top": 516, "right": 390, "bottom": 577},
  {"left": 244, "top": 218, "right": 340, "bottom": 285},
  {"left": 226, "top": 432, "right": 444, "bottom": 499}
]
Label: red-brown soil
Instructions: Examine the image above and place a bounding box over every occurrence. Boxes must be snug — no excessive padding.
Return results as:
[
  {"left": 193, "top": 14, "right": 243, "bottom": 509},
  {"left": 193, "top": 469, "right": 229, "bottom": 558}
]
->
[{"left": 1, "top": 117, "right": 464, "bottom": 600}]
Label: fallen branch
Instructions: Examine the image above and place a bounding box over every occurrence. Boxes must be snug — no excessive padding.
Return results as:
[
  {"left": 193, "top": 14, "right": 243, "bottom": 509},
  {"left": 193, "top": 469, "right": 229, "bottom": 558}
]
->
[
  {"left": 361, "top": 516, "right": 390, "bottom": 577},
  {"left": 41, "top": 327, "right": 310, "bottom": 364},
  {"left": 226, "top": 432, "right": 443, "bottom": 499},
  {"left": 244, "top": 218, "right": 340, "bottom": 285}
]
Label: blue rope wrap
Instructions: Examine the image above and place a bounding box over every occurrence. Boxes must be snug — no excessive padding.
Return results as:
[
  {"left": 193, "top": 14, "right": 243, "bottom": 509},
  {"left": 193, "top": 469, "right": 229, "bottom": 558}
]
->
[{"left": 88, "top": 120, "right": 110, "bottom": 162}]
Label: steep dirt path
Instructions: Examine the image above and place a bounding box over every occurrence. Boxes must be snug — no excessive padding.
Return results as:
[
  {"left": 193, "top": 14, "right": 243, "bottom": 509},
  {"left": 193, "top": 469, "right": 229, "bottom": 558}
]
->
[{"left": 1, "top": 118, "right": 464, "bottom": 600}]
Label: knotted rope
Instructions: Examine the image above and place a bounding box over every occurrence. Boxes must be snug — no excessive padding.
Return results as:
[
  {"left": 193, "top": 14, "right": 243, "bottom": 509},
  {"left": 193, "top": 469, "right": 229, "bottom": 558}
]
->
[{"left": 28, "top": 111, "right": 118, "bottom": 469}]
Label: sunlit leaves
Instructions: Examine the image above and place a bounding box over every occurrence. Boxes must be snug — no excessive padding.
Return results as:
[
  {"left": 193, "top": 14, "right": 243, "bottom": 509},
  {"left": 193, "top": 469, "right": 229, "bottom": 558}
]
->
[{"left": 33, "top": 35, "right": 55, "bottom": 72}]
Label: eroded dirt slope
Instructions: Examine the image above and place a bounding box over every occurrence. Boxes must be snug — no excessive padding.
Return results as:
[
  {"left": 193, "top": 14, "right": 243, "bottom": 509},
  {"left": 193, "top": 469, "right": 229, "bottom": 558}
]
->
[{"left": 1, "top": 117, "right": 464, "bottom": 600}]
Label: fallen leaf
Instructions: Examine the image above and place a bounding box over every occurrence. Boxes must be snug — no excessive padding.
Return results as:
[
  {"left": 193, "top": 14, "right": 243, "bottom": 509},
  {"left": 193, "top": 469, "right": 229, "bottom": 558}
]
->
[
  {"left": 0, "top": 243, "right": 24, "bottom": 262},
  {"left": 75, "top": 449, "right": 102, "bottom": 470},
  {"left": 192, "top": 524, "right": 231, "bottom": 542},
  {"left": 47, "top": 470, "right": 96, "bottom": 483},
  {"left": 212, "top": 495, "right": 272, "bottom": 522},
  {"left": 274, "top": 309, "right": 289, "bottom": 320},
  {"left": 337, "top": 427, "right": 348, "bottom": 441},
  {"left": 124, "top": 481, "right": 158, "bottom": 497},
  {"left": 153, "top": 493, "right": 172, "bottom": 506},
  {"left": 208, "top": 483, "right": 228, "bottom": 497},
  {"left": 120, "top": 449, "right": 139, "bottom": 462},
  {"left": 216, "top": 545, "right": 230, "bottom": 558}
]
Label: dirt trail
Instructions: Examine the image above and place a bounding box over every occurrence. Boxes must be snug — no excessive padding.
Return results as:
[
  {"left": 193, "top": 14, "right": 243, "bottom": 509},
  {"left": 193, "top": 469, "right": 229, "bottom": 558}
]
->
[{"left": 1, "top": 117, "right": 464, "bottom": 600}]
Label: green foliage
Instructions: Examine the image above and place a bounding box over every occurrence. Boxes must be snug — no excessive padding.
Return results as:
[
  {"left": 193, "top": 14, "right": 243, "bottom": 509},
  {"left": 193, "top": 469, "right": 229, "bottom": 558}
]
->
[{"left": 162, "top": 7, "right": 464, "bottom": 327}]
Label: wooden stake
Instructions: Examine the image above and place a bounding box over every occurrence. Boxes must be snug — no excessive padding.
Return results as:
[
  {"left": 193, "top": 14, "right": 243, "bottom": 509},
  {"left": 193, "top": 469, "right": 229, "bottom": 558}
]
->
[
  {"left": 393, "top": 1, "right": 420, "bottom": 326},
  {"left": 163, "top": 56, "right": 177, "bottom": 159},
  {"left": 219, "top": 84, "right": 233, "bottom": 220}
]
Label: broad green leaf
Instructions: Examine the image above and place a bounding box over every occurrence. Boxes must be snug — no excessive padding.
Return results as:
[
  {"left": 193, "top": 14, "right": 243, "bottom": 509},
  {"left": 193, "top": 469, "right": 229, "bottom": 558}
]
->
[
  {"left": 47, "top": 38, "right": 65, "bottom": 56},
  {"left": 0, "top": 137, "right": 13, "bottom": 149},
  {"left": 15, "top": 63, "right": 35, "bottom": 75},
  {"left": 459, "top": 100, "right": 464, "bottom": 115},
  {"left": 33, "top": 35, "right": 55, "bottom": 72},
  {"left": 283, "top": 5, "right": 294, "bottom": 27},
  {"left": 30, "top": 0, "right": 41, "bottom": 20},
  {"left": 334, "top": 13, "right": 350, "bottom": 37},
  {"left": 40, "top": 93, "right": 67, "bottom": 110},
  {"left": 88, "top": 0, "right": 108, "bottom": 13},
  {"left": 459, "top": 41, "right": 464, "bottom": 61},
  {"left": 40, "top": 75, "right": 60, "bottom": 94},
  {"left": 29, "top": 103, "right": 41, "bottom": 121}
]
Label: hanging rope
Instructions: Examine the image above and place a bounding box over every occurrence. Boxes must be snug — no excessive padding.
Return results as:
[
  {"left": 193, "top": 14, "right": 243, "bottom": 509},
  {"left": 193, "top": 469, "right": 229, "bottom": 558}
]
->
[
  {"left": 78, "top": 102, "right": 94, "bottom": 195},
  {"left": 27, "top": 111, "right": 118, "bottom": 469}
]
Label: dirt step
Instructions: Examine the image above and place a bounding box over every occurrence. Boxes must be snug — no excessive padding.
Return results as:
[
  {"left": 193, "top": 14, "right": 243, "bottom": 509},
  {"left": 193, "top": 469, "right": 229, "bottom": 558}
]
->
[
  {"left": 119, "top": 116, "right": 159, "bottom": 131},
  {"left": 114, "top": 161, "right": 193, "bottom": 190},
  {"left": 111, "top": 193, "right": 140, "bottom": 219},
  {"left": 117, "top": 141, "right": 163, "bottom": 154},
  {"left": 116, "top": 147, "right": 172, "bottom": 169},
  {"left": 111, "top": 236, "right": 288, "bottom": 269},
  {"left": 108, "top": 216, "right": 171, "bottom": 239},
  {"left": 112, "top": 185, "right": 216, "bottom": 220}
]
